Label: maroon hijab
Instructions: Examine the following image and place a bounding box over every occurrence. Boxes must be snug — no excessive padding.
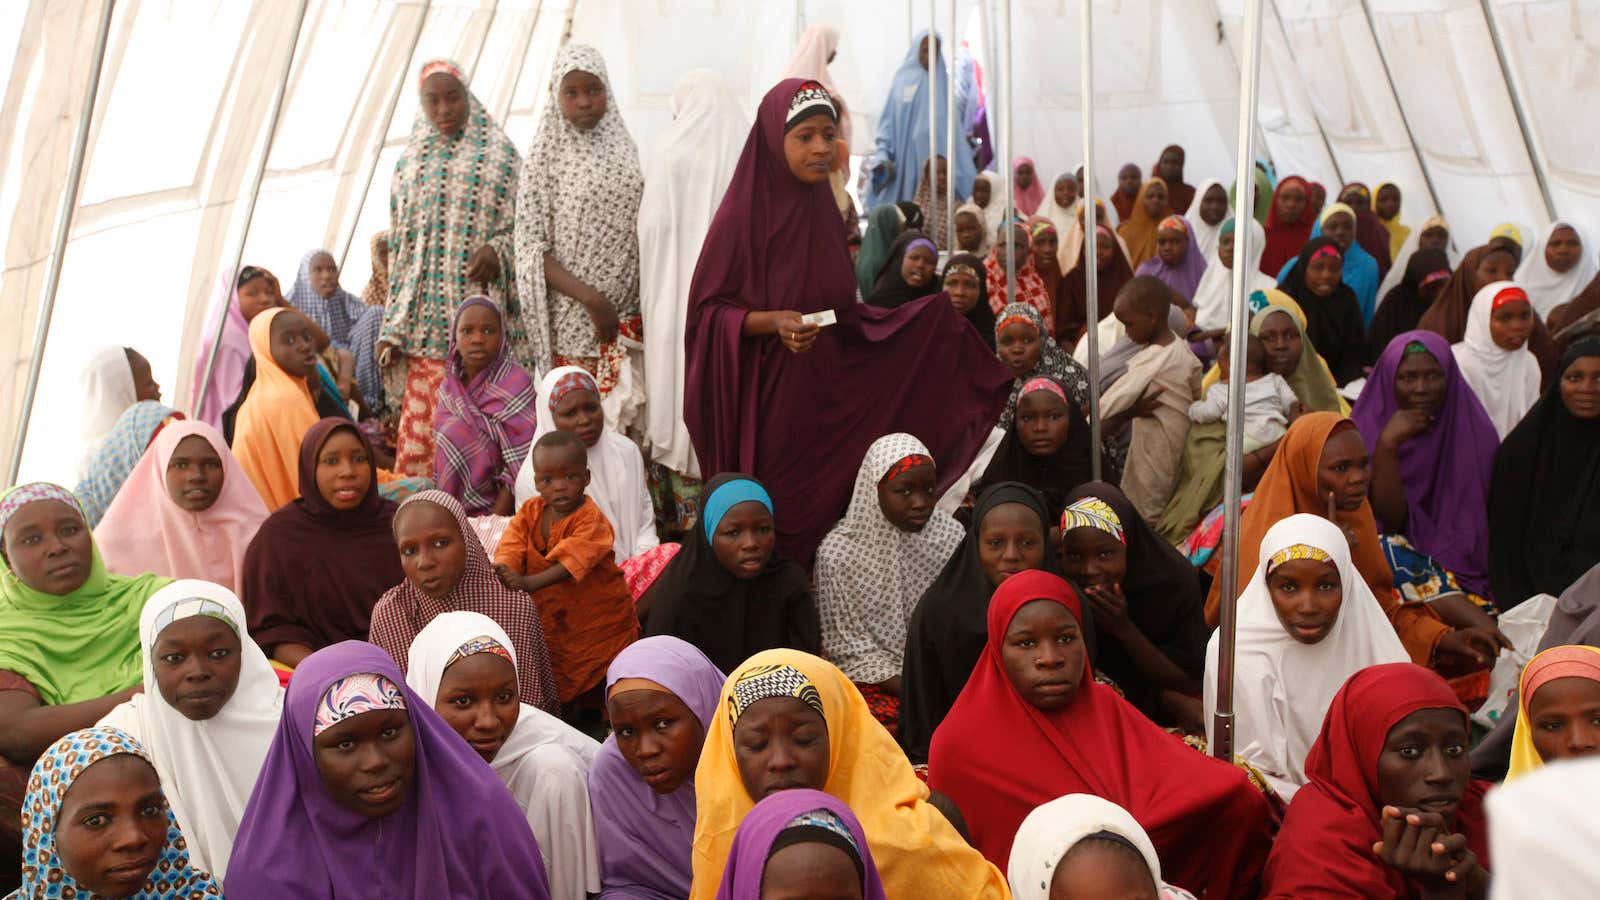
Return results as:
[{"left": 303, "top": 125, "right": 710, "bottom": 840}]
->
[{"left": 683, "top": 79, "right": 1011, "bottom": 565}]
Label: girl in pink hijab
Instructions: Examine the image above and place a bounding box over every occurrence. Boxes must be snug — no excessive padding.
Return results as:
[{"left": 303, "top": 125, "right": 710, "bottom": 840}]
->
[{"left": 1013, "top": 156, "right": 1045, "bottom": 216}]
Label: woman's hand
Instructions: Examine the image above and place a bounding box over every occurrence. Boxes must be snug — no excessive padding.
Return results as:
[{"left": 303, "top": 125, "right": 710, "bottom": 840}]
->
[
  {"left": 1325, "top": 491, "right": 1361, "bottom": 549},
  {"left": 774, "top": 312, "right": 820, "bottom": 354},
  {"left": 1434, "top": 628, "right": 1506, "bottom": 669},
  {"left": 1083, "top": 583, "right": 1134, "bottom": 640},
  {"left": 584, "top": 290, "right": 621, "bottom": 343},
  {"left": 377, "top": 341, "right": 398, "bottom": 369},
  {"left": 1379, "top": 408, "right": 1434, "bottom": 450},
  {"left": 466, "top": 245, "right": 501, "bottom": 285},
  {"left": 1373, "top": 807, "right": 1485, "bottom": 899}
]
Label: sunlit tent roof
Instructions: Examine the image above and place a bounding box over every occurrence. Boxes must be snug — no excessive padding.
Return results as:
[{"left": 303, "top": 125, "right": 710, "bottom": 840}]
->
[{"left": 2, "top": 0, "right": 1596, "bottom": 482}]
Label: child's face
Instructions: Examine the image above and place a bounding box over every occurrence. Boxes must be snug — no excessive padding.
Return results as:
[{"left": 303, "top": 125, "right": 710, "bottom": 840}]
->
[
  {"left": 1155, "top": 227, "right": 1186, "bottom": 267},
  {"left": 971, "top": 178, "right": 991, "bottom": 209},
  {"left": 552, "top": 388, "right": 604, "bottom": 447},
  {"left": 954, "top": 212, "right": 983, "bottom": 251},
  {"left": 997, "top": 322, "right": 1042, "bottom": 377},
  {"left": 1015, "top": 390, "right": 1071, "bottom": 457},
  {"left": 877, "top": 461, "right": 936, "bottom": 533},
  {"left": 1054, "top": 177, "right": 1077, "bottom": 209},
  {"left": 1490, "top": 299, "right": 1534, "bottom": 352},
  {"left": 151, "top": 615, "right": 242, "bottom": 721},
  {"left": 1113, "top": 297, "right": 1161, "bottom": 345},
  {"left": 901, "top": 246, "right": 937, "bottom": 289},
  {"left": 532, "top": 445, "right": 590, "bottom": 515},
  {"left": 270, "top": 311, "right": 319, "bottom": 378},
  {"left": 710, "top": 500, "right": 776, "bottom": 580},
  {"left": 394, "top": 501, "right": 467, "bottom": 601},
  {"left": 432, "top": 652, "right": 520, "bottom": 762},
  {"left": 454, "top": 303, "right": 503, "bottom": 376},
  {"left": 54, "top": 755, "right": 167, "bottom": 897}
]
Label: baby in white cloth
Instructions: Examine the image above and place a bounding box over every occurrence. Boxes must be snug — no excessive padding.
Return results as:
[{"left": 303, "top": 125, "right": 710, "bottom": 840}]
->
[{"left": 1188, "top": 334, "right": 1300, "bottom": 452}]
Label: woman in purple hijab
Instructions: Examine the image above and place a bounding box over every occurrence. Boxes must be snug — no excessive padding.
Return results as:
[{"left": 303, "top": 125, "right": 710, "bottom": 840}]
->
[
  {"left": 588, "top": 636, "right": 726, "bottom": 899},
  {"left": 683, "top": 78, "right": 1011, "bottom": 566},
  {"left": 1134, "top": 214, "right": 1208, "bottom": 303},
  {"left": 1351, "top": 331, "right": 1508, "bottom": 633},
  {"left": 225, "top": 640, "right": 551, "bottom": 899},
  {"left": 713, "top": 789, "right": 887, "bottom": 900}
]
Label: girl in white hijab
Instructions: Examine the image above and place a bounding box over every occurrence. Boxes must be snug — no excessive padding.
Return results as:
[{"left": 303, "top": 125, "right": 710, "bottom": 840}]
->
[
  {"left": 512, "top": 365, "right": 659, "bottom": 561},
  {"left": 1190, "top": 216, "right": 1276, "bottom": 332},
  {"left": 1516, "top": 220, "right": 1598, "bottom": 318},
  {"left": 1184, "top": 178, "right": 1228, "bottom": 261},
  {"left": 1007, "top": 794, "right": 1197, "bottom": 900},
  {"left": 97, "top": 579, "right": 283, "bottom": 881},
  {"left": 638, "top": 70, "right": 748, "bottom": 483},
  {"left": 1202, "top": 514, "right": 1408, "bottom": 801},
  {"left": 1452, "top": 281, "right": 1542, "bottom": 438},
  {"left": 407, "top": 610, "right": 601, "bottom": 900},
  {"left": 78, "top": 346, "right": 142, "bottom": 477}
]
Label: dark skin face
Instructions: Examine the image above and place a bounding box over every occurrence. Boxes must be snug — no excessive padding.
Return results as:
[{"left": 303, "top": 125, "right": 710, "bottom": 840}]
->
[
  {"left": 999, "top": 225, "right": 1030, "bottom": 267},
  {"left": 783, "top": 116, "right": 837, "bottom": 185},
  {"left": 1375, "top": 708, "right": 1470, "bottom": 821},
  {"left": 1305, "top": 253, "right": 1343, "bottom": 298},
  {"left": 1015, "top": 390, "right": 1071, "bottom": 458},
  {"left": 733, "top": 696, "right": 830, "bottom": 800},
  {"left": 997, "top": 321, "right": 1042, "bottom": 378},
  {"left": 236, "top": 273, "right": 279, "bottom": 321},
  {"left": 420, "top": 72, "right": 467, "bottom": 137},
  {"left": 1274, "top": 184, "right": 1306, "bottom": 224},
  {"left": 954, "top": 212, "right": 984, "bottom": 253},
  {"left": 1117, "top": 167, "right": 1141, "bottom": 198},
  {"left": 1139, "top": 182, "right": 1167, "bottom": 219},
  {"left": 313, "top": 707, "right": 416, "bottom": 818},
  {"left": 1489, "top": 298, "right": 1534, "bottom": 352},
  {"left": 1031, "top": 230, "right": 1059, "bottom": 274},
  {"left": 1155, "top": 227, "right": 1186, "bottom": 267},
  {"left": 607, "top": 688, "right": 705, "bottom": 795},
  {"left": 1307, "top": 183, "right": 1326, "bottom": 213},
  {"left": 1218, "top": 230, "right": 1237, "bottom": 269},
  {"left": 55, "top": 755, "right": 168, "bottom": 899},
  {"left": 1053, "top": 176, "right": 1078, "bottom": 209},
  {"left": 978, "top": 502, "right": 1046, "bottom": 587},
  {"left": 394, "top": 501, "right": 467, "bottom": 600},
  {"left": 1267, "top": 557, "right": 1342, "bottom": 645},
  {"left": 712, "top": 500, "right": 776, "bottom": 579},
  {"left": 1, "top": 499, "right": 93, "bottom": 595},
  {"left": 1375, "top": 184, "right": 1401, "bottom": 220},
  {"left": 1015, "top": 162, "right": 1035, "bottom": 190},
  {"left": 270, "top": 310, "right": 319, "bottom": 378},
  {"left": 1321, "top": 212, "right": 1356, "bottom": 253},
  {"left": 761, "top": 840, "right": 863, "bottom": 900},
  {"left": 1060, "top": 526, "right": 1125, "bottom": 593},
  {"left": 531, "top": 443, "right": 590, "bottom": 516},
  {"left": 1471, "top": 248, "right": 1517, "bottom": 294},
  {"left": 454, "top": 303, "right": 502, "bottom": 382},
  {"left": 126, "top": 350, "right": 161, "bottom": 404},
  {"left": 164, "top": 434, "right": 224, "bottom": 512},
  {"left": 315, "top": 428, "right": 372, "bottom": 512},
  {"left": 1001, "top": 600, "right": 1086, "bottom": 711},
  {"left": 1527, "top": 676, "right": 1600, "bottom": 764},
  {"left": 552, "top": 387, "right": 603, "bottom": 447},
  {"left": 1158, "top": 147, "right": 1183, "bottom": 181},
  {"left": 1257, "top": 310, "right": 1302, "bottom": 378},
  {"left": 1545, "top": 225, "right": 1582, "bottom": 274},
  {"left": 308, "top": 252, "right": 340, "bottom": 298},
  {"left": 557, "top": 69, "right": 607, "bottom": 131},
  {"left": 1198, "top": 183, "right": 1228, "bottom": 226},
  {"left": 1094, "top": 234, "right": 1114, "bottom": 269},
  {"left": 1113, "top": 295, "right": 1163, "bottom": 345},
  {"left": 1318, "top": 427, "right": 1372, "bottom": 513},
  {"left": 1393, "top": 350, "right": 1446, "bottom": 414},
  {"left": 917, "top": 35, "right": 938, "bottom": 70},
  {"left": 877, "top": 461, "right": 936, "bottom": 533},
  {"left": 151, "top": 616, "right": 242, "bottom": 721},
  {"left": 1418, "top": 226, "right": 1448, "bottom": 253},
  {"left": 1049, "top": 841, "right": 1160, "bottom": 900},
  {"left": 433, "top": 652, "right": 519, "bottom": 762},
  {"left": 971, "top": 178, "right": 991, "bottom": 208},
  {"left": 1561, "top": 356, "right": 1600, "bottom": 419},
  {"left": 900, "top": 245, "right": 937, "bottom": 289},
  {"left": 945, "top": 270, "right": 980, "bottom": 314}
]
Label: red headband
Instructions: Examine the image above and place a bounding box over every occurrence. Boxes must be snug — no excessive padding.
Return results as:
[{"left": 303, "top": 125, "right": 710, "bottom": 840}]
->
[
  {"left": 419, "top": 60, "right": 463, "bottom": 88},
  {"left": 880, "top": 454, "right": 934, "bottom": 484},
  {"left": 1310, "top": 244, "right": 1341, "bottom": 263},
  {"left": 1491, "top": 285, "right": 1529, "bottom": 311},
  {"left": 1158, "top": 216, "right": 1187, "bottom": 234},
  {"left": 1020, "top": 376, "right": 1068, "bottom": 405}
]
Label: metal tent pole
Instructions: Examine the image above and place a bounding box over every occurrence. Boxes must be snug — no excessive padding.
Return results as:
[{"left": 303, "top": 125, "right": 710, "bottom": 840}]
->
[
  {"left": 195, "top": 0, "right": 311, "bottom": 416},
  {"left": 7, "top": 0, "right": 118, "bottom": 484},
  {"left": 1002, "top": 0, "right": 1014, "bottom": 288},
  {"left": 1080, "top": 0, "right": 1100, "bottom": 480},
  {"left": 1356, "top": 0, "right": 1448, "bottom": 220},
  {"left": 1214, "top": 0, "right": 1266, "bottom": 763},
  {"left": 337, "top": 0, "right": 435, "bottom": 271},
  {"left": 1475, "top": 0, "right": 1557, "bottom": 219},
  {"left": 926, "top": 0, "right": 937, "bottom": 245},
  {"left": 945, "top": 0, "right": 957, "bottom": 248}
]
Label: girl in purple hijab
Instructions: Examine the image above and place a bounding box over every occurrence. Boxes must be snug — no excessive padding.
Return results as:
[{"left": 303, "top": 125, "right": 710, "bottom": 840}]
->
[
  {"left": 1351, "top": 331, "right": 1506, "bottom": 624},
  {"left": 682, "top": 77, "right": 1011, "bottom": 566},
  {"left": 1134, "top": 214, "right": 1208, "bottom": 303},
  {"left": 588, "top": 636, "right": 726, "bottom": 899},
  {"left": 714, "top": 789, "right": 887, "bottom": 900},
  {"left": 225, "top": 640, "right": 551, "bottom": 899}
]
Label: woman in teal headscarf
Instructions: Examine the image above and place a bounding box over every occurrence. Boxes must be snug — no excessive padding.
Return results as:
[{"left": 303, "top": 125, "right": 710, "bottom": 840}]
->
[
  {"left": 865, "top": 30, "right": 976, "bottom": 209},
  {"left": 855, "top": 204, "right": 908, "bottom": 295}
]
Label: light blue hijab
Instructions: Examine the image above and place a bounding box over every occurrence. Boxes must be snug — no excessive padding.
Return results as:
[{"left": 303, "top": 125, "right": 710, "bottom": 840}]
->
[
  {"left": 1276, "top": 203, "right": 1381, "bottom": 326},
  {"left": 866, "top": 30, "right": 977, "bottom": 208}
]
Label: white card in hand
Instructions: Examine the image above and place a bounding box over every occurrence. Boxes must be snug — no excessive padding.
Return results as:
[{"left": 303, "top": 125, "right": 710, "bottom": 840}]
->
[{"left": 800, "top": 309, "right": 838, "bottom": 327}]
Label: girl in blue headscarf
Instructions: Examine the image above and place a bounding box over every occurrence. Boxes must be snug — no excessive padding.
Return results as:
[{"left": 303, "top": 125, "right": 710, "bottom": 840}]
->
[
  {"left": 865, "top": 30, "right": 976, "bottom": 209},
  {"left": 1277, "top": 203, "right": 1381, "bottom": 326}
]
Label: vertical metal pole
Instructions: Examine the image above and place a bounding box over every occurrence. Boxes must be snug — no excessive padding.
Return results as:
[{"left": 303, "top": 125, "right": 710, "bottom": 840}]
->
[
  {"left": 1003, "top": 0, "right": 1015, "bottom": 287},
  {"left": 1356, "top": 0, "right": 1448, "bottom": 219},
  {"left": 195, "top": 0, "right": 311, "bottom": 416},
  {"left": 497, "top": 0, "right": 544, "bottom": 124},
  {"left": 337, "top": 0, "right": 436, "bottom": 271},
  {"left": 8, "top": 0, "right": 117, "bottom": 484},
  {"left": 1080, "top": 0, "right": 1100, "bottom": 481},
  {"left": 945, "top": 0, "right": 957, "bottom": 247},
  {"left": 1475, "top": 0, "right": 1557, "bottom": 219},
  {"left": 907, "top": 0, "right": 914, "bottom": 44},
  {"left": 1267, "top": 0, "right": 1343, "bottom": 188},
  {"left": 1214, "top": 0, "right": 1266, "bottom": 763},
  {"left": 926, "top": 1, "right": 937, "bottom": 244}
]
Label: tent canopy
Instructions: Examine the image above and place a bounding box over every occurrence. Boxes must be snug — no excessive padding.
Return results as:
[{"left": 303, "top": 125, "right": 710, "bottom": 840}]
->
[{"left": 2, "top": 0, "right": 1595, "bottom": 483}]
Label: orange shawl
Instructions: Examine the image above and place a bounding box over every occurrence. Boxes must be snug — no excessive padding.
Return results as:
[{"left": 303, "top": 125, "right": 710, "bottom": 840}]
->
[
  {"left": 1116, "top": 178, "right": 1167, "bottom": 269},
  {"left": 1203, "top": 412, "right": 1448, "bottom": 664},
  {"left": 232, "top": 307, "right": 320, "bottom": 510}
]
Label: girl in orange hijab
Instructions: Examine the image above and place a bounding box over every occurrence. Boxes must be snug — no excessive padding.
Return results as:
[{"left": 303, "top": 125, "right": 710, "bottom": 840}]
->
[
  {"left": 232, "top": 307, "right": 322, "bottom": 509},
  {"left": 1116, "top": 178, "right": 1170, "bottom": 269}
]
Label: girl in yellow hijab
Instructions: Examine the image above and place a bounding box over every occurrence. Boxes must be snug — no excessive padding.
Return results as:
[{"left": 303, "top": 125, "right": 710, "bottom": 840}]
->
[
  {"left": 232, "top": 306, "right": 323, "bottom": 509},
  {"left": 690, "top": 648, "right": 1009, "bottom": 898},
  {"left": 1506, "top": 645, "right": 1600, "bottom": 781}
]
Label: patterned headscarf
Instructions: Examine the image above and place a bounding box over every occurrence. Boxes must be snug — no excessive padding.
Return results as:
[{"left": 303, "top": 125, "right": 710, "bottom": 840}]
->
[
  {"left": 994, "top": 303, "right": 1090, "bottom": 430},
  {"left": 1059, "top": 495, "right": 1124, "bottom": 544},
  {"left": 14, "top": 727, "right": 222, "bottom": 897},
  {"left": 726, "top": 663, "right": 824, "bottom": 726},
  {"left": 312, "top": 672, "right": 407, "bottom": 736},
  {"left": 73, "top": 400, "right": 181, "bottom": 527}
]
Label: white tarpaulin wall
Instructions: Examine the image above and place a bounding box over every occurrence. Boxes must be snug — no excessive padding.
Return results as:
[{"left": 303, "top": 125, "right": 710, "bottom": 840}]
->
[{"left": 2, "top": 0, "right": 1596, "bottom": 483}]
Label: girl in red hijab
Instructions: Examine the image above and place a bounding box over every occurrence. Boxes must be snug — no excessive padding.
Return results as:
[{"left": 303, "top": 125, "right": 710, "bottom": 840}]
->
[
  {"left": 1259, "top": 175, "right": 1315, "bottom": 276},
  {"left": 1263, "top": 663, "right": 1491, "bottom": 898},
  {"left": 928, "top": 570, "right": 1272, "bottom": 897}
]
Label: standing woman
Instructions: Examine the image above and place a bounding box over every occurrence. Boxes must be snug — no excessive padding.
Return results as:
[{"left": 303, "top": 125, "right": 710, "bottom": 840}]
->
[
  {"left": 683, "top": 79, "right": 1010, "bottom": 565},
  {"left": 865, "top": 31, "right": 976, "bottom": 210},
  {"left": 382, "top": 59, "right": 522, "bottom": 477},
  {"left": 639, "top": 68, "right": 748, "bottom": 494},
  {"left": 432, "top": 297, "right": 538, "bottom": 515},
  {"left": 515, "top": 43, "right": 645, "bottom": 429}
]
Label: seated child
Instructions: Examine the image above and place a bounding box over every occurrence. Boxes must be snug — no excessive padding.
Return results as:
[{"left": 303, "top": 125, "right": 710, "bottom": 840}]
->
[
  {"left": 1099, "top": 276, "right": 1202, "bottom": 524},
  {"left": 1187, "top": 333, "right": 1300, "bottom": 452},
  {"left": 495, "top": 430, "right": 638, "bottom": 707}
]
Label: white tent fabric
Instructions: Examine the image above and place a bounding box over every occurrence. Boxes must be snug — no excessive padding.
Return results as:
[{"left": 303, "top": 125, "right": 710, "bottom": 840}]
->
[{"left": 2, "top": 0, "right": 1597, "bottom": 483}]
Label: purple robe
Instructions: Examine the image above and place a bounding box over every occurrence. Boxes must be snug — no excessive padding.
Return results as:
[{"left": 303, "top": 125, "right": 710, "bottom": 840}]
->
[
  {"left": 226, "top": 641, "right": 552, "bottom": 898},
  {"left": 1133, "top": 213, "right": 1209, "bottom": 302},
  {"left": 1350, "top": 330, "right": 1499, "bottom": 596},
  {"left": 683, "top": 78, "right": 1011, "bottom": 565}
]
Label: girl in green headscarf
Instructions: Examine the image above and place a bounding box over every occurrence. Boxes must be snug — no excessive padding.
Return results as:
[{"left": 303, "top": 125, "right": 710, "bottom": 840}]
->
[
  {"left": 1230, "top": 164, "right": 1275, "bottom": 225},
  {"left": 855, "top": 204, "right": 908, "bottom": 294}
]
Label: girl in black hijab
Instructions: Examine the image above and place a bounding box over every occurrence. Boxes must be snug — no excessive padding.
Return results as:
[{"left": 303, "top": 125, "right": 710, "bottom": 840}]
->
[
  {"left": 865, "top": 231, "right": 942, "bottom": 309},
  {"left": 970, "top": 375, "right": 1093, "bottom": 522},
  {"left": 942, "top": 252, "right": 995, "bottom": 350},
  {"left": 1277, "top": 236, "right": 1366, "bottom": 384}
]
